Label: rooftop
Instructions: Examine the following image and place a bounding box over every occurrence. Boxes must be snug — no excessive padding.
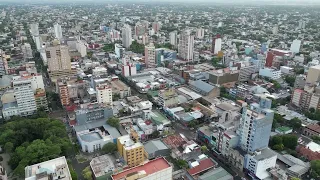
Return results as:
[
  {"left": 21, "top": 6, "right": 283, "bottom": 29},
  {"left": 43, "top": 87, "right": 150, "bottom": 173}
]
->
[
  {"left": 90, "top": 155, "right": 116, "bottom": 178},
  {"left": 144, "top": 140, "right": 169, "bottom": 155},
  {"left": 305, "top": 124, "right": 320, "bottom": 133},
  {"left": 80, "top": 132, "right": 102, "bottom": 142},
  {"left": 111, "top": 157, "right": 171, "bottom": 180},
  {"left": 187, "top": 158, "right": 215, "bottom": 176},
  {"left": 25, "top": 156, "right": 71, "bottom": 180},
  {"left": 189, "top": 80, "right": 215, "bottom": 94},
  {"left": 198, "top": 167, "right": 233, "bottom": 180},
  {"left": 150, "top": 111, "right": 170, "bottom": 125},
  {"left": 276, "top": 126, "right": 293, "bottom": 132},
  {"left": 162, "top": 134, "right": 187, "bottom": 149}
]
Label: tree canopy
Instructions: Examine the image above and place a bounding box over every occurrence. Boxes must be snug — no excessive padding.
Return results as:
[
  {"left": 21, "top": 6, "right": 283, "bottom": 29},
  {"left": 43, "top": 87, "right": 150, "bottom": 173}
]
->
[
  {"left": 102, "top": 142, "right": 117, "bottom": 154},
  {"left": 82, "top": 166, "right": 93, "bottom": 180},
  {"left": 269, "top": 134, "right": 298, "bottom": 152},
  {"left": 0, "top": 118, "right": 72, "bottom": 177},
  {"left": 311, "top": 160, "right": 320, "bottom": 179},
  {"left": 129, "top": 41, "right": 145, "bottom": 54},
  {"left": 107, "top": 116, "right": 120, "bottom": 128}
]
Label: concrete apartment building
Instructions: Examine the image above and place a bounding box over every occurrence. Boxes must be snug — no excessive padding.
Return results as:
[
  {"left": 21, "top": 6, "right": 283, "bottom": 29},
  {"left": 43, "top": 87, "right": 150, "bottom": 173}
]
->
[
  {"left": 122, "top": 24, "right": 132, "bottom": 48},
  {"left": 46, "top": 40, "right": 75, "bottom": 81},
  {"left": 208, "top": 68, "right": 239, "bottom": 87},
  {"left": 306, "top": 65, "right": 320, "bottom": 85},
  {"left": 96, "top": 84, "right": 113, "bottom": 105},
  {"left": 75, "top": 103, "right": 113, "bottom": 125},
  {"left": 111, "top": 80, "right": 131, "bottom": 98},
  {"left": 291, "top": 88, "right": 320, "bottom": 111},
  {"left": 111, "top": 157, "right": 172, "bottom": 180},
  {"left": 238, "top": 96, "right": 274, "bottom": 153},
  {"left": 178, "top": 30, "right": 194, "bottom": 62},
  {"left": 34, "top": 88, "right": 49, "bottom": 112},
  {"left": 58, "top": 81, "right": 70, "bottom": 106},
  {"left": 13, "top": 78, "right": 37, "bottom": 116},
  {"left": 21, "top": 43, "right": 33, "bottom": 60},
  {"left": 25, "top": 156, "right": 71, "bottom": 180},
  {"left": 144, "top": 43, "right": 156, "bottom": 68},
  {"left": 117, "top": 134, "right": 145, "bottom": 168}
]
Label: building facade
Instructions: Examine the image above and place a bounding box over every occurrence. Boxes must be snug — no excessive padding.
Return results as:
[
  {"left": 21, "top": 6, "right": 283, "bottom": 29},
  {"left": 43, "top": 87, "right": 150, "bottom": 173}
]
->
[
  {"left": 13, "top": 79, "right": 37, "bottom": 116},
  {"left": 96, "top": 84, "right": 113, "bottom": 105},
  {"left": 145, "top": 43, "right": 156, "bottom": 68},
  {"left": 178, "top": 30, "right": 194, "bottom": 62}
]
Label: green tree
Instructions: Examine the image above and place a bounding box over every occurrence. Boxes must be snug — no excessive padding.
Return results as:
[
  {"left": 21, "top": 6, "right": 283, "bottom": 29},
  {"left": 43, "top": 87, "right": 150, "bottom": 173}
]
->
[
  {"left": 152, "top": 130, "right": 160, "bottom": 138},
  {"left": 107, "top": 117, "right": 120, "bottom": 128},
  {"left": 82, "top": 166, "right": 93, "bottom": 180},
  {"left": 284, "top": 75, "right": 295, "bottom": 87},
  {"left": 0, "top": 156, "right": 3, "bottom": 162},
  {"left": 310, "top": 160, "right": 320, "bottom": 179},
  {"left": 309, "top": 107, "right": 316, "bottom": 113},
  {"left": 201, "top": 146, "right": 208, "bottom": 152},
  {"left": 291, "top": 178, "right": 300, "bottom": 180},
  {"left": 102, "top": 142, "right": 117, "bottom": 154},
  {"left": 4, "top": 142, "right": 14, "bottom": 153},
  {"left": 129, "top": 41, "right": 145, "bottom": 54},
  {"left": 288, "top": 118, "right": 302, "bottom": 130},
  {"left": 103, "top": 43, "right": 115, "bottom": 52},
  {"left": 272, "top": 144, "right": 284, "bottom": 151},
  {"left": 282, "top": 134, "right": 298, "bottom": 150},
  {"left": 188, "top": 121, "right": 197, "bottom": 128},
  {"left": 176, "top": 159, "right": 188, "bottom": 169}
]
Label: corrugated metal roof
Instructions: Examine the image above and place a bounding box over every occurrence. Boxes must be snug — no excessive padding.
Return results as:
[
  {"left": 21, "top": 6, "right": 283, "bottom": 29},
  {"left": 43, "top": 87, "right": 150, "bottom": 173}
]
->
[{"left": 189, "top": 80, "right": 214, "bottom": 93}]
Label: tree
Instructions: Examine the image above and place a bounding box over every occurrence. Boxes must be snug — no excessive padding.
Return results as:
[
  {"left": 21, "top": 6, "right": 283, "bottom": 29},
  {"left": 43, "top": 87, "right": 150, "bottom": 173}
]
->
[
  {"left": 0, "top": 156, "right": 3, "bottom": 162},
  {"left": 291, "top": 178, "right": 300, "bottom": 180},
  {"left": 152, "top": 130, "right": 160, "bottom": 138},
  {"left": 282, "top": 134, "right": 298, "bottom": 150},
  {"left": 201, "top": 146, "right": 208, "bottom": 152},
  {"left": 272, "top": 144, "right": 284, "bottom": 151},
  {"left": 4, "top": 142, "right": 14, "bottom": 153},
  {"left": 82, "top": 166, "right": 93, "bottom": 180},
  {"left": 284, "top": 75, "right": 295, "bottom": 87},
  {"left": 0, "top": 118, "right": 72, "bottom": 177},
  {"left": 102, "top": 142, "right": 117, "bottom": 154},
  {"left": 310, "top": 107, "right": 316, "bottom": 113},
  {"left": 176, "top": 159, "right": 188, "bottom": 169},
  {"left": 311, "top": 160, "right": 320, "bottom": 179},
  {"left": 288, "top": 118, "right": 302, "bottom": 130},
  {"left": 107, "top": 117, "right": 120, "bottom": 128},
  {"left": 188, "top": 121, "right": 197, "bottom": 128}
]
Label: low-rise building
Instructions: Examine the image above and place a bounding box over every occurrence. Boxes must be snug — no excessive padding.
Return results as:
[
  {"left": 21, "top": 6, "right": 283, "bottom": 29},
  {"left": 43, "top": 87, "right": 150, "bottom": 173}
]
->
[
  {"left": 189, "top": 80, "right": 220, "bottom": 98},
  {"left": 198, "top": 167, "right": 233, "bottom": 180},
  {"left": 75, "top": 103, "right": 113, "bottom": 125},
  {"left": 34, "top": 88, "right": 49, "bottom": 111},
  {"left": 208, "top": 68, "right": 239, "bottom": 87},
  {"left": 303, "top": 124, "right": 320, "bottom": 137},
  {"left": 111, "top": 80, "right": 131, "bottom": 98},
  {"left": 24, "top": 156, "right": 71, "bottom": 180},
  {"left": 259, "top": 68, "right": 281, "bottom": 80},
  {"left": 111, "top": 157, "right": 172, "bottom": 180},
  {"left": 76, "top": 124, "right": 121, "bottom": 153},
  {"left": 144, "top": 140, "right": 170, "bottom": 159},
  {"left": 90, "top": 154, "right": 122, "bottom": 180}
]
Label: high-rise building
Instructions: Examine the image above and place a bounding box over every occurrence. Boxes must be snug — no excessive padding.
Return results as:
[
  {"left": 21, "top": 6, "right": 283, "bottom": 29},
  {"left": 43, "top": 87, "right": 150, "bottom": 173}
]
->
[
  {"left": 145, "top": 43, "right": 156, "bottom": 68},
  {"left": 96, "top": 84, "right": 113, "bottom": 105},
  {"left": 265, "top": 51, "right": 275, "bottom": 67},
  {"left": 12, "top": 78, "right": 37, "bottom": 116},
  {"left": 117, "top": 134, "right": 145, "bottom": 167},
  {"left": 152, "top": 22, "right": 161, "bottom": 32},
  {"left": 169, "top": 31, "right": 178, "bottom": 47},
  {"left": 290, "top": 39, "right": 301, "bottom": 54},
  {"left": 122, "top": 63, "right": 137, "bottom": 77},
  {"left": 34, "top": 88, "right": 49, "bottom": 112},
  {"left": 212, "top": 34, "right": 221, "bottom": 54},
  {"left": 0, "top": 55, "right": 6, "bottom": 76},
  {"left": 135, "top": 23, "right": 147, "bottom": 36},
  {"left": 76, "top": 40, "right": 87, "bottom": 57},
  {"left": 58, "top": 81, "right": 70, "bottom": 106},
  {"left": 30, "top": 23, "right": 39, "bottom": 36},
  {"left": 122, "top": 25, "right": 132, "bottom": 48},
  {"left": 54, "top": 23, "right": 63, "bottom": 40},
  {"left": 115, "top": 44, "right": 125, "bottom": 59},
  {"left": 298, "top": 20, "right": 306, "bottom": 29},
  {"left": 21, "top": 43, "right": 33, "bottom": 59},
  {"left": 46, "top": 41, "right": 73, "bottom": 80},
  {"left": 14, "top": 72, "right": 45, "bottom": 93},
  {"left": 238, "top": 96, "right": 274, "bottom": 153},
  {"left": 178, "top": 30, "right": 194, "bottom": 62},
  {"left": 196, "top": 28, "right": 205, "bottom": 39},
  {"left": 306, "top": 65, "right": 320, "bottom": 85}
]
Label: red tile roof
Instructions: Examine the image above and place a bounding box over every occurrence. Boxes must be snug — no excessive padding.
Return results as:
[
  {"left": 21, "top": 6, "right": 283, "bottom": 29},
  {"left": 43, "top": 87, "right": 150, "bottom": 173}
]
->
[
  {"left": 162, "top": 135, "right": 186, "bottom": 149},
  {"left": 297, "top": 146, "right": 320, "bottom": 161},
  {"left": 305, "top": 124, "right": 320, "bottom": 134},
  {"left": 111, "top": 157, "right": 171, "bottom": 180},
  {"left": 187, "top": 158, "right": 215, "bottom": 176}
]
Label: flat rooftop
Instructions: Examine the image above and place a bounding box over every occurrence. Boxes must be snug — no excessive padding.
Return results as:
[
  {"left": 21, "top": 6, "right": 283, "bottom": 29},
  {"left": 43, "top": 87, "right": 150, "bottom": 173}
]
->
[
  {"left": 80, "top": 132, "right": 102, "bottom": 142},
  {"left": 111, "top": 157, "right": 171, "bottom": 180},
  {"left": 90, "top": 155, "right": 116, "bottom": 178}
]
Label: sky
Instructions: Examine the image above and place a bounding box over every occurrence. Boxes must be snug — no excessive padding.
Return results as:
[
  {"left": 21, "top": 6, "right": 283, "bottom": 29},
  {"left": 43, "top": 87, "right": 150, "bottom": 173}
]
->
[{"left": 0, "top": 0, "right": 319, "bottom": 5}]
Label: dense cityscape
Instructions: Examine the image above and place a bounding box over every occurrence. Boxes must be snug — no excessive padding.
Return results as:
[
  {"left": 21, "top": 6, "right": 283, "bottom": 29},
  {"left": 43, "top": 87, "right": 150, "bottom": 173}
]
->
[{"left": 0, "top": 1, "right": 320, "bottom": 180}]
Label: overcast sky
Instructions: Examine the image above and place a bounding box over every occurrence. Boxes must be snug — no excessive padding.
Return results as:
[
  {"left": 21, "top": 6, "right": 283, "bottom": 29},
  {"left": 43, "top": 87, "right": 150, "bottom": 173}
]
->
[{"left": 0, "top": 0, "right": 319, "bottom": 5}]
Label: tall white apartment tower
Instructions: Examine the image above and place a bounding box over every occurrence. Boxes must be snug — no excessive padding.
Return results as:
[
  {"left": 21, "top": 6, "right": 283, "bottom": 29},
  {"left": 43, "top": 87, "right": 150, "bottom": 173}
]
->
[
  {"left": 54, "top": 23, "right": 63, "bottom": 40},
  {"left": 122, "top": 25, "right": 132, "bottom": 48},
  {"left": 144, "top": 43, "right": 156, "bottom": 68},
  {"left": 30, "top": 23, "right": 39, "bottom": 36},
  {"left": 214, "top": 37, "right": 222, "bottom": 54},
  {"left": 13, "top": 79, "right": 37, "bottom": 116},
  {"left": 178, "top": 30, "right": 194, "bottom": 62},
  {"left": 196, "top": 28, "right": 205, "bottom": 39},
  {"left": 169, "top": 31, "right": 178, "bottom": 47}
]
